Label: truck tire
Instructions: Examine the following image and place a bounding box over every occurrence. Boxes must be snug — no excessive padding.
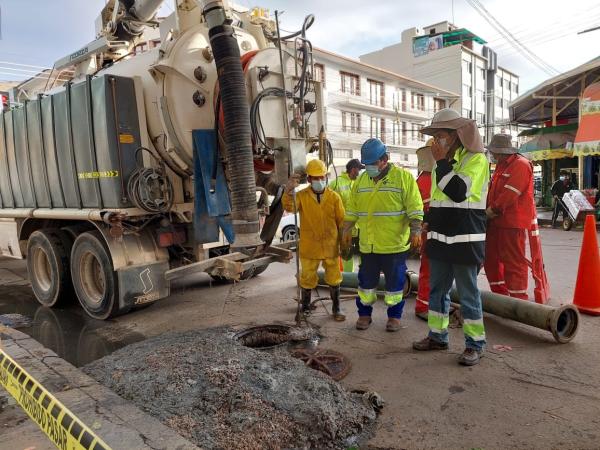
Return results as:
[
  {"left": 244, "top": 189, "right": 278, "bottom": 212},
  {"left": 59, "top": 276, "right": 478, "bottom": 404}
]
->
[
  {"left": 71, "top": 231, "right": 120, "bottom": 320},
  {"left": 27, "top": 229, "right": 75, "bottom": 307}
]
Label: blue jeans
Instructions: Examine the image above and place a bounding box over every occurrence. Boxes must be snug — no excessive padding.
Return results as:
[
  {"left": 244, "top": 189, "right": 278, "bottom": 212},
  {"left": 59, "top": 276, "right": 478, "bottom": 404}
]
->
[
  {"left": 355, "top": 252, "right": 407, "bottom": 319},
  {"left": 427, "top": 258, "right": 486, "bottom": 351}
]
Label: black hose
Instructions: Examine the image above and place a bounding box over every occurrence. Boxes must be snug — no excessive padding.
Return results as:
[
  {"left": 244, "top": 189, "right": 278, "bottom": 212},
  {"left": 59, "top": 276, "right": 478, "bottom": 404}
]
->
[{"left": 208, "top": 18, "right": 260, "bottom": 245}]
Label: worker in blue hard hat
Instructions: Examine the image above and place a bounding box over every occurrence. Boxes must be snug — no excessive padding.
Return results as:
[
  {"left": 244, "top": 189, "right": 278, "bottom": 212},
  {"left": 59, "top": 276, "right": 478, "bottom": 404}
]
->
[
  {"left": 342, "top": 138, "right": 423, "bottom": 332},
  {"left": 283, "top": 159, "right": 346, "bottom": 321}
]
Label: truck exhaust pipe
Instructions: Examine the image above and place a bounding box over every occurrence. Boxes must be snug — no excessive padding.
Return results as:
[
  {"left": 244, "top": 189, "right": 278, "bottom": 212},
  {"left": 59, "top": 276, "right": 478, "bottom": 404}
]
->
[
  {"left": 199, "top": 0, "right": 261, "bottom": 247},
  {"left": 320, "top": 271, "right": 580, "bottom": 343}
]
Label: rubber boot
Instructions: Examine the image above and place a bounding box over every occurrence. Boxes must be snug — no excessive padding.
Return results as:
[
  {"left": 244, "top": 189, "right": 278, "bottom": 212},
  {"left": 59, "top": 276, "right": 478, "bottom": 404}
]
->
[
  {"left": 301, "top": 288, "right": 312, "bottom": 315},
  {"left": 329, "top": 286, "right": 346, "bottom": 322}
]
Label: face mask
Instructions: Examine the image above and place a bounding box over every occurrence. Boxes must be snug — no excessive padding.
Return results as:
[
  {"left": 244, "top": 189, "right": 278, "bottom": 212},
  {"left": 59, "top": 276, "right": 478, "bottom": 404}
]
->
[
  {"left": 559, "top": 176, "right": 565, "bottom": 181},
  {"left": 365, "top": 165, "right": 381, "bottom": 178},
  {"left": 311, "top": 180, "right": 326, "bottom": 192}
]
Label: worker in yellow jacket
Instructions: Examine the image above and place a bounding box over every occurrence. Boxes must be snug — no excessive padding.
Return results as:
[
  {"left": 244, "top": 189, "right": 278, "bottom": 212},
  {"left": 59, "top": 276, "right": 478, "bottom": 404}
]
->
[{"left": 283, "top": 159, "right": 346, "bottom": 321}]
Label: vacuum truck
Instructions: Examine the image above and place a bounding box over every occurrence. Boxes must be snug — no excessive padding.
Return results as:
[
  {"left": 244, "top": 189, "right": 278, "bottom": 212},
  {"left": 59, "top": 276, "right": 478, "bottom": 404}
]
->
[{"left": 0, "top": 0, "right": 324, "bottom": 319}]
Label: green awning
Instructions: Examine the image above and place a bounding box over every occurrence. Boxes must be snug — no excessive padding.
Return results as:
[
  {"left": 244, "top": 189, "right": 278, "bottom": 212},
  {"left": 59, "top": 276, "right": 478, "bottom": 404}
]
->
[{"left": 518, "top": 123, "right": 578, "bottom": 137}]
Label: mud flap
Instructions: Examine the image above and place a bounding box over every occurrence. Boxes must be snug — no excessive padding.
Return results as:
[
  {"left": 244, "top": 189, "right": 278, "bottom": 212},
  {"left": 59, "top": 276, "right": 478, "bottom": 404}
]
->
[{"left": 117, "top": 261, "right": 170, "bottom": 310}]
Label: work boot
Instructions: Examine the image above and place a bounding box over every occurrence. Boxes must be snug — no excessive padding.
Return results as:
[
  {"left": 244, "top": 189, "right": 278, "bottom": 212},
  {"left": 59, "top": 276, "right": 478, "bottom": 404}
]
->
[
  {"left": 386, "top": 318, "right": 402, "bottom": 332},
  {"left": 356, "top": 316, "right": 372, "bottom": 330},
  {"left": 412, "top": 336, "right": 449, "bottom": 351},
  {"left": 301, "top": 288, "right": 312, "bottom": 315},
  {"left": 458, "top": 348, "right": 484, "bottom": 366},
  {"left": 415, "top": 311, "right": 428, "bottom": 321},
  {"left": 329, "top": 286, "right": 346, "bottom": 322}
]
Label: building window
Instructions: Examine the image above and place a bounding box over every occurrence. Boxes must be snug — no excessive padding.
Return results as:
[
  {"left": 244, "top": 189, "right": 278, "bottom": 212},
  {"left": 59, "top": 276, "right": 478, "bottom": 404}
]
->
[
  {"left": 514, "top": 83, "right": 519, "bottom": 94},
  {"left": 462, "top": 109, "right": 472, "bottom": 119},
  {"left": 462, "top": 84, "right": 472, "bottom": 98},
  {"left": 497, "top": 75, "right": 503, "bottom": 88},
  {"left": 462, "top": 60, "right": 472, "bottom": 74},
  {"left": 433, "top": 98, "right": 446, "bottom": 113},
  {"left": 402, "top": 121, "right": 408, "bottom": 145},
  {"left": 402, "top": 89, "right": 407, "bottom": 111},
  {"left": 368, "top": 79, "right": 385, "bottom": 107},
  {"left": 495, "top": 96, "right": 502, "bottom": 108},
  {"left": 370, "top": 116, "right": 385, "bottom": 142},
  {"left": 342, "top": 111, "right": 361, "bottom": 133},
  {"left": 477, "top": 89, "right": 485, "bottom": 102},
  {"left": 480, "top": 68, "right": 486, "bottom": 79},
  {"left": 411, "top": 92, "right": 425, "bottom": 111},
  {"left": 392, "top": 121, "right": 400, "bottom": 145},
  {"left": 410, "top": 123, "right": 424, "bottom": 142},
  {"left": 314, "top": 63, "right": 325, "bottom": 87},
  {"left": 340, "top": 71, "right": 360, "bottom": 95},
  {"left": 476, "top": 112, "right": 485, "bottom": 125},
  {"left": 507, "top": 81, "right": 512, "bottom": 91}
]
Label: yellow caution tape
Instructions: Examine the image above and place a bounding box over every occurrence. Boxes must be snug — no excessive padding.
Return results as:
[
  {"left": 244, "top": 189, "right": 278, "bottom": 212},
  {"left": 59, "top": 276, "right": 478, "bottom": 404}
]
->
[
  {"left": 78, "top": 171, "right": 119, "bottom": 179},
  {"left": 0, "top": 349, "right": 112, "bottom": 450}
]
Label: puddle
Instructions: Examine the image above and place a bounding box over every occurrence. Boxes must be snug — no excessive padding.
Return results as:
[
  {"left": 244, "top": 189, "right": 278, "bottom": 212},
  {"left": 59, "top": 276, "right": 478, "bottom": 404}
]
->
[{"left": 0, "top": 285, "right": 145, "bottom": 367}]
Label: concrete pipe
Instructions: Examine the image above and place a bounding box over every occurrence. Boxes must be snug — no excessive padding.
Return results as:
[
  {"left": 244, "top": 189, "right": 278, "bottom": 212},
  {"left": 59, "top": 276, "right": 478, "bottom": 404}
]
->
[{"left": 330, "top": 270, "right": 580, "bottom": 344}]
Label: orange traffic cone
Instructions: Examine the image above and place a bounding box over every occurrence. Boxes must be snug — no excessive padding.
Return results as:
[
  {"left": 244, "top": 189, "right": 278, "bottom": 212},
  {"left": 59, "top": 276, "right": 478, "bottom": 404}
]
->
[{"left": 573, "top": 214, "right": 600, "bottom": 315}]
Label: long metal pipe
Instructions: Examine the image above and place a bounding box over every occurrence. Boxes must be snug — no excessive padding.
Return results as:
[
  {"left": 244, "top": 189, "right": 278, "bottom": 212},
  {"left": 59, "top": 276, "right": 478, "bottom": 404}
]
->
[{"left": 324, "top": 271, "right": 580, "bottom": 344}]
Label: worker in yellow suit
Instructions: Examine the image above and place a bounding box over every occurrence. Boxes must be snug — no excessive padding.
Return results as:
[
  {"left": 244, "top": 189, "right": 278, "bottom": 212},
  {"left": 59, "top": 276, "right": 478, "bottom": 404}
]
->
[{"left": 283, "top": 159, "right": 346, "bottom": 321}]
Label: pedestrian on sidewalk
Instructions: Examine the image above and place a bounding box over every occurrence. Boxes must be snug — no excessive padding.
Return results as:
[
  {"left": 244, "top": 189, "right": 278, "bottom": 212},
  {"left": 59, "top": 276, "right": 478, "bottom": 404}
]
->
[
  {"left": 412, "top": 108, "right": 489, "bottom": 366},
  {"left": 484, "top": 133, "right": 538, "bottom": 300},
  {"left": 330, "top": 159, "right": 364, "bottom": 272},
  {"left": 551, "top": 170, "right": 575, "bottom": 228},
  {"left": 342, "top": 138, "right": 423, "bottom": 332},
  {"left": 415, "top": 139, "right": 436, "bottom": 321},
  {"left": 283, "top": 159, "right": 346, "bottom": 321}
]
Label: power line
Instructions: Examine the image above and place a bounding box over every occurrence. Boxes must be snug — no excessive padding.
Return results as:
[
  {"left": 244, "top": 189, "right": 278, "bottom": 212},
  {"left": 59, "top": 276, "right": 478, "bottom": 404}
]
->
[{"left": 465, "top": 0, "right": 559, "bottom": 76}]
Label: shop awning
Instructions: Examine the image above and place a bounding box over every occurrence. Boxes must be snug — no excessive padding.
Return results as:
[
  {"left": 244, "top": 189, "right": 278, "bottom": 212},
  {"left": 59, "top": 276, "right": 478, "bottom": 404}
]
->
[
  {"left": 519, "top": 125, "right": 577, "bottom": 161},
  {"left": 574, "top": 82, "right": 600, "bottom": 157}
]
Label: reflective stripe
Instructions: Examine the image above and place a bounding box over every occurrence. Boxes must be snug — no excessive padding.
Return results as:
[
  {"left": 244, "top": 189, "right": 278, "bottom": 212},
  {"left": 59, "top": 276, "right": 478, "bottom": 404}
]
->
[
  {"left": 416, "top": 297, "right": 429, "bottom": 306},
  {"left": 489, "top": 281, "right": 505, "bottom": 286},
  {"left": 356, "top": 211, "right": 406, "bottom": 217},
  {"left": 407, "top": 210, "right": 424, "bottom": 218},
  {"left": 427, "top": 231, "right": 486, "bottom": 244},
  {"left": 422, "top": 198, "right": 431, "bottom": 203},
  {"left": 428, "top": 310, "right": 450, "bottom": 332},
  {"left": 463, "top": 319, "right": 485, "bottom": 341},
  {"left": 504, "top": 184, "right": 522, "bottom": 195},
  {"left": 358, "top": 288, "right": 377, "bottom": 305},
  {"left": 429, "top": 198, "right": 487, "bottom": 210},
  {"left": 384, "top": 291, "right": 404, "bottom": 306},
  {"left": 336, "top": 185, "right": 351, "bottom": 191},
  {"left": 508, "top": 289, "right": 528, "bottom": 294},
  {"left": 501, "top": 173, "right": 510, "bottom": 177},
  {"left": 531, "top": 230, "right": 540, "bottom": 236},
  {"left": 357, "top": 188, "right": 374, "bottom": 193},
  {"left": 346, "top": 211, "right": 358, "bottom": 217},
  {"left": 437, "top": 171, "right": 455, "bottom": 190},
  {"left": 378, "top": 187, "right": 404, "bottom": 194},
  {"left": 532, "top": 219, "right": 538, "bottom": 225}
]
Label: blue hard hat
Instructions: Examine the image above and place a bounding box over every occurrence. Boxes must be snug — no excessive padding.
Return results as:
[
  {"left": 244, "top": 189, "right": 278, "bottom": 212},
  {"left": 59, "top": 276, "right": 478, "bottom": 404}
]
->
[{"left": 361, "top": 138, "right": 387, "bottom": 164}]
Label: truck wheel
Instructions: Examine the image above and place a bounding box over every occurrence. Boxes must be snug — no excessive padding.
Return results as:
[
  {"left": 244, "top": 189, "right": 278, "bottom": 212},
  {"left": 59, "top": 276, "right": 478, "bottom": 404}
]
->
[
  {"left": 27, "top": 229, "right": 75, "bottom": 307},
  {"left": 562, "top": 217, "right": 573, "bottom": 231},
  {"left": 71, "top": 231, "right": 120, "bottom": 320}
]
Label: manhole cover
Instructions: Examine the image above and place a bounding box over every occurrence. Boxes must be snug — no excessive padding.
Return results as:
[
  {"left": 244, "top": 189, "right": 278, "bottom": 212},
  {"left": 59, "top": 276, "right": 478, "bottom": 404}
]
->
[
  {"left": 234, "top": 324, "right": 291, "bottom": 349},
  {"left": 290, "top": 348, "right": 351, "bottom": 381}
]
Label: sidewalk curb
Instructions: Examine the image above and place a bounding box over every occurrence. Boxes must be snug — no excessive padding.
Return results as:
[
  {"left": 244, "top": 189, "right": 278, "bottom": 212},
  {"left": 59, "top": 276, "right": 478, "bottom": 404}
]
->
[{"left": 0, "top": 326, "right": 199, "bottom": 450}]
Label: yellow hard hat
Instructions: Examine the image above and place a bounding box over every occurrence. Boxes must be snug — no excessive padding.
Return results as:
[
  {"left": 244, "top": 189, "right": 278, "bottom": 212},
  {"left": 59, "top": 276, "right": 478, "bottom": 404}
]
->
[{"left": 306, "top": 159, "right": 327, "bottom": 177}]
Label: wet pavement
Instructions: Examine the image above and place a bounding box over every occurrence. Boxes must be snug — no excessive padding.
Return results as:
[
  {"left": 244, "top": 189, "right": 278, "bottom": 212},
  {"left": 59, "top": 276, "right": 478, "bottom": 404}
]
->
[{"left": 0, "top": 285, "right": 145, "bottom": 367}]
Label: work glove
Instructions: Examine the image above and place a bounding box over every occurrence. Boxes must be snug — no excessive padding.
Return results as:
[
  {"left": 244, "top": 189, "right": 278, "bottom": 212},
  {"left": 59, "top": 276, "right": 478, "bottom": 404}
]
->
[
  {"left": 485, "top": 207, "right": 498, "bottom": 219},
  {"left": 409, "top": 233, "right": 422, "bottom": 252},
  {"left": 284, "top": 174, "right": 300, "bottom": 194}
]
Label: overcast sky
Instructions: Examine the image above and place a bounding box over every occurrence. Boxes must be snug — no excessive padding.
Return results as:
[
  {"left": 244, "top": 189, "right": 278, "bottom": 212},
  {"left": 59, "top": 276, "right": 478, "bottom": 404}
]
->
[{"left": 0, "top": 0, "right": 598, "bottom": 92}]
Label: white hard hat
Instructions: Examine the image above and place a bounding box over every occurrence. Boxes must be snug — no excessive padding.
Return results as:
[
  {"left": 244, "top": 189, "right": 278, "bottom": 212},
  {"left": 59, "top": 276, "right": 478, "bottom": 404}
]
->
[{"left": 431, "top": 108, "right": 461, "bottom": 123}]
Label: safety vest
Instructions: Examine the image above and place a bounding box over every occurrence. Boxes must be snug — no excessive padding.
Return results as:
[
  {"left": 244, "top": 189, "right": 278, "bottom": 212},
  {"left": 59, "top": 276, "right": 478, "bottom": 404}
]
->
[
  {"left": 345, "top": 165, "right": 423, "bottom": 254},
  {"left": 426, "top": 147, "right": 489, "bottom": 265},
  {"left": 487, "top": 154, "right": 534, "bottom": 229},
  {"left": 330, "top": 172, "right": 353, "bottom": 208}
]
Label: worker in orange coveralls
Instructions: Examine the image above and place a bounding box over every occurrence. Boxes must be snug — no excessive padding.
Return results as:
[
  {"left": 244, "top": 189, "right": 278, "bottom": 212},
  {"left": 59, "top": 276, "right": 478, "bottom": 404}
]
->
[
  {"left": 415, "top": 139, "right": 436, "bottom": 320},
  {"left": 484, "top": 133, "right": 535, "bottom": 300}
]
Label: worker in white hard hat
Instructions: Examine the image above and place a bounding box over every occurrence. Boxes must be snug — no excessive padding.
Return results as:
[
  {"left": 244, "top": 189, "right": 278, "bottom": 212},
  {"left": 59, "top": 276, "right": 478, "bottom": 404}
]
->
[
  {"left": 283, "top": 159, "right": 346, "bottom": 321},
  {"left": 412, "top": 108, "right": 490, "bottom": 366}
]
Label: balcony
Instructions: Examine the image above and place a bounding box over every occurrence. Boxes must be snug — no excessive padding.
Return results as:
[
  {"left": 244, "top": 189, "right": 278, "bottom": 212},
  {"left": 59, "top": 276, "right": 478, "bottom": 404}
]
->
[{"left": 327, "top": 90, "right": 430, "bottom": 119}]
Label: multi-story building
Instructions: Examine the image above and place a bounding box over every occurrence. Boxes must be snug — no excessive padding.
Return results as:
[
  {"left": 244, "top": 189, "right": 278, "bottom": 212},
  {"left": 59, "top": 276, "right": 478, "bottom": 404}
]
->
[
  {"left": 359, "top": 21, "right": 520, "bottom": 142},
  {"left": 313, "top": 47, "right": 459, "bottom": 174}
]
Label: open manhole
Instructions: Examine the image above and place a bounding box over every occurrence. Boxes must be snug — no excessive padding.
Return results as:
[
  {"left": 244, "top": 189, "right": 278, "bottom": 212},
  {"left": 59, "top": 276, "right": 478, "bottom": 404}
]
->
[
  {"left": 290, "top": 348, "right": 351, "bottom": 381},
  {"left": 234, "top": 324, "right": 292, "bottom": 349}
]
